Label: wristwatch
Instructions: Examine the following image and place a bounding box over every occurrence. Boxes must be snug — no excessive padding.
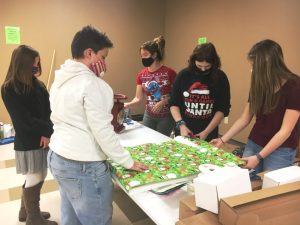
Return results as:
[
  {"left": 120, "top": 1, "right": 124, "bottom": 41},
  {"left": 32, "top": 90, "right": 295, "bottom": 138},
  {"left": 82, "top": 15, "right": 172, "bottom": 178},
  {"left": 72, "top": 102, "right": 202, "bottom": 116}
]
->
[
  {"left": 175, "top": 120, "right": 186, "bottom": 130},
  {"left": 255, "top": 153, "right": 263, "bottom": 161}
]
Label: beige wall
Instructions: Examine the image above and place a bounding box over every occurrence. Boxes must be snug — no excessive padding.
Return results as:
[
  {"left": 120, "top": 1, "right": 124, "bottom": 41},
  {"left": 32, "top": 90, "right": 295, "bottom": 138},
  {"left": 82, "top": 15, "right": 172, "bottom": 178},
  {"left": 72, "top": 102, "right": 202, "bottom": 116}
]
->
[
  {"left": 1, "top": 0, "right": 299, "bottom": 143},
  {"left": 164, "top": 0, "right": 300, "bottom": 142},
  {"left": 0, "top": 0, "right": 165, "bottom": 123}
]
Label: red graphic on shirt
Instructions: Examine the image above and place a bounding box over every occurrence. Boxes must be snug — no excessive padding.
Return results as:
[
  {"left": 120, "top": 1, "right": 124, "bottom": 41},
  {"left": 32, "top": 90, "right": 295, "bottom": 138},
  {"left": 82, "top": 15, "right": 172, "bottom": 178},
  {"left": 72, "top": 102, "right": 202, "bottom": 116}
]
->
[{"left": 183, "top": 82, "right": 214, "bottom": 119}]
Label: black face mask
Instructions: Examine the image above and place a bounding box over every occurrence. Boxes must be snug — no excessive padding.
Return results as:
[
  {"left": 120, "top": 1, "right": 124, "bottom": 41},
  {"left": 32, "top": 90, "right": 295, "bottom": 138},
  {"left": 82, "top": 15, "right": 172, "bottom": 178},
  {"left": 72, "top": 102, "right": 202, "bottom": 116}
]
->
[
  {"left": 32, "top": 66, "right": 39, "bottom": 75},
  {"left": 142, "top": 57, "right": 154, "bottom": 67},
  {"left": 197, "top": 68, "right": 212, "bottom": 76}
]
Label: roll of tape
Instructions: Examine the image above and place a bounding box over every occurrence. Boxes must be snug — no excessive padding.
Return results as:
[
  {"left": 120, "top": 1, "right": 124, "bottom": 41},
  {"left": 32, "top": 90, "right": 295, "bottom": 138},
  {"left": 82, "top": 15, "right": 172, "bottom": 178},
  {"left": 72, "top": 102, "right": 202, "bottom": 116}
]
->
[{"left": 198, "top": 164, "right": 221, "bottom": 175}]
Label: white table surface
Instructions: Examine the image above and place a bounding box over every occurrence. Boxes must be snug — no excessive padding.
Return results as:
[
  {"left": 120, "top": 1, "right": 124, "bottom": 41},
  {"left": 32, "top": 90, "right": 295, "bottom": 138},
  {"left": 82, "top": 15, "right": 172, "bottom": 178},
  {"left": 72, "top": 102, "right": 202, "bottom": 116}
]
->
[
  {"left": 118, "top": 122, "right": 191, "bottom": 225},
  {"left": 0, "top": 124, "right": 191, "bottom": 225}
]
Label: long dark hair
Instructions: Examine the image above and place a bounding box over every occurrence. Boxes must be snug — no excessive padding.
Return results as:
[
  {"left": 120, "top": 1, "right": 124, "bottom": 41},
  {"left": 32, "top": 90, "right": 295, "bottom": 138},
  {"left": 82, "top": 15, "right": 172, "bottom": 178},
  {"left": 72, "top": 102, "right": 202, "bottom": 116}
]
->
[
  {"left": 140, "top": 35, "right": 165, "bottom": 61},
  {"left": 248, "top": 39, "right": 295, "bottom": 115},
  {"left": 2, "top": 45, "right": 42, "bottom": 94}
]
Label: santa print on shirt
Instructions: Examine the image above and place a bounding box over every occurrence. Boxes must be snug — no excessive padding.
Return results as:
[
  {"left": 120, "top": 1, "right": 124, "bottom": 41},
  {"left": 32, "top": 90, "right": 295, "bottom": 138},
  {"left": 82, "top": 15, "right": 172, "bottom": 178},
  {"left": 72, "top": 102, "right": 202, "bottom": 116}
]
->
[
  {"left": 183, "top": 82, "right": 214, "bottom": 119},
  {"left": 136, "top": 66, "right": 176, "bottom": 118},
  {"left": 169, "top": 68, "right": 230, "bottom": 139}
]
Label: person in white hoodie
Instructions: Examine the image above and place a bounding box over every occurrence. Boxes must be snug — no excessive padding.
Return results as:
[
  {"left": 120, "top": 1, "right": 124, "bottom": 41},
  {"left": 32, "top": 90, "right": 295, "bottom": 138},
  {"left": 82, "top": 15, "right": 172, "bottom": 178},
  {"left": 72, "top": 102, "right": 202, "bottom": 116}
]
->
[{"left": 47, "top": 26, "right": 148, "bottom": 225}]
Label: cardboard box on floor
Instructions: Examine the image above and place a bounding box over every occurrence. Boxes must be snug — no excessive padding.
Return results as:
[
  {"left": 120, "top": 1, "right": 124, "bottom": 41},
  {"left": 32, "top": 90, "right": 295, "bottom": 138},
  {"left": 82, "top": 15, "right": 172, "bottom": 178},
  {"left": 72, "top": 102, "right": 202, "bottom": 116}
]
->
[
  {"left": 179, "top": 195, "right": 205, "bottom": 220},
  {"left": 219, "top": 181, "right": 300, "bottom": 225},
  {"left": 176, "top": 211, "right": 220, "bottom": 225},
  {"left": 262, "top": 166, "right": 300, "bottom": 188},
  {"left": 194, "top": 167, "right": 252, "bottom": 214}
]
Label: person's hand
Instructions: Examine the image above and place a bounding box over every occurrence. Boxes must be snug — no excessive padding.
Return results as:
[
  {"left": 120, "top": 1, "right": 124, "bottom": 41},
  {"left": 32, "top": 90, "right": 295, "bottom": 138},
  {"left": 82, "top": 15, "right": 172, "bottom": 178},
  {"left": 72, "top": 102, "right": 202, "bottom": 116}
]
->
[
  {"left": 209, "top": 138, "right": 223, "bottom": 148},
  {"left": 124, "top": 103, "right": 130, "bottom": 109},
  {"left": 152, "top": 101, "right": 164, "bottom": 113},
  {"left": 130, "top": 161, "right": 149, "bottom": 172},
  {"left": 40, "top": 136, "right": 50, "bottom": 149},
  {"left": 91, "top": 60, "right": 106, "bottom": 77},
  {"left": 241, "top": 155, "right": 259, "bottom": 169},
  {"left": 180, "top": 125, "right": 193, "bottom": 137},
  {"left": 194, "top": 130, "right": 209, "bottom": 140}
]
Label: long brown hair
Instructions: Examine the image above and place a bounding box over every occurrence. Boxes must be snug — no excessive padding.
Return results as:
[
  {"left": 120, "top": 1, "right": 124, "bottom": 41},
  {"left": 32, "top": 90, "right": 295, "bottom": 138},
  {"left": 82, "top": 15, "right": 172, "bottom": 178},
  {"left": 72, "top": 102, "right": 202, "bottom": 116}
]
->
[
  {"left": 248, "top": 39, "right": 294, "bottom": 115},
  {"left": 188, "top": 43, "right": 221, "bottom": 84},
  {"left": 188, "top": 43, "right": 221, "bottom": 71},
  {"left": 2, "top": 45, "right": 42, "bottom": 94},
  {"left": 140, "top": 35, "right": 165, "bottom": 61}
]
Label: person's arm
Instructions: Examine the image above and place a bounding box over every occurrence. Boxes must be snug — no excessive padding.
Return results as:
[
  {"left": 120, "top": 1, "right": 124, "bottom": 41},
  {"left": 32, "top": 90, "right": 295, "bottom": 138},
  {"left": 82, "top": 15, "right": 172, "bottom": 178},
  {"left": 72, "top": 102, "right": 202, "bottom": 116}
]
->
[
  {"left": 124, "top": 85, "right": 144, "bottom": 109},
  {"left": 210, "top": 103, "right": 254, "bottom": 148},
  {"left": 84, "top": 79, "right": 147, "bottom": 171},
  {"left": 195, "top": 111, "right": 224, "bottom": 140},
  {"left": 242, "top": 109, "right": 300, "bottom": 169},
  {"left": 152, "top": 95, "right": 170, "bottom": 113},
  {"left": 170, "top": 106, "right": 193, "bottom": 137}
]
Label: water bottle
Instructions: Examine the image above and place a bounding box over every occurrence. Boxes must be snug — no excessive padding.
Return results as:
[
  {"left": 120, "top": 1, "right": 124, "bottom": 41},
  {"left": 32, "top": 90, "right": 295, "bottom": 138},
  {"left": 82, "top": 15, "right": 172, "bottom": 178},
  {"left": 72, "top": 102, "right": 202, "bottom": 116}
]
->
[{"left": 0, "top": 123, "right": 4, "bottom": 139}]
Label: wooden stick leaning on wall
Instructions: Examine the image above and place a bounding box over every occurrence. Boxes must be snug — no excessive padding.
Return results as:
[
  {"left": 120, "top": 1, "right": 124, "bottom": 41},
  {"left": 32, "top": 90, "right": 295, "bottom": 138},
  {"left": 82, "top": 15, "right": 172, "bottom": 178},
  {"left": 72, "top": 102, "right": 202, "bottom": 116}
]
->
[{"left": 47, "top": 49, "right": 56, "bottom": 91}]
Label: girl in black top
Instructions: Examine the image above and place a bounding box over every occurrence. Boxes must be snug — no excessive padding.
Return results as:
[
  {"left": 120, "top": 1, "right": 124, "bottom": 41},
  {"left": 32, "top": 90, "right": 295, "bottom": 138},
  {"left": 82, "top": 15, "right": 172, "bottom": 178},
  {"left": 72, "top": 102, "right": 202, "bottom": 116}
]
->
[
  {"left": 1, "top": 45, "right": 57, "bottom": 225},
  {"left": 170, "top": 43, "right": 231, "bottom": 141}
]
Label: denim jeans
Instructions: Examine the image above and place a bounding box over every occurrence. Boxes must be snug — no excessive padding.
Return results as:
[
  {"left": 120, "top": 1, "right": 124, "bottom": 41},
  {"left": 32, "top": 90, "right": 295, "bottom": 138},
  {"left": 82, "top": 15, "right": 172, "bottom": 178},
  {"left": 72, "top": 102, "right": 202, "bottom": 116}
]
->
[
  {"left": 47, "top": 149, "right": 113, "bottom": 225},
  {"left": 243, "top": 139, "right": 296, "bottom": 173},
  {"left": 143, "top": 111, "right": 174, "bottom": 137}
]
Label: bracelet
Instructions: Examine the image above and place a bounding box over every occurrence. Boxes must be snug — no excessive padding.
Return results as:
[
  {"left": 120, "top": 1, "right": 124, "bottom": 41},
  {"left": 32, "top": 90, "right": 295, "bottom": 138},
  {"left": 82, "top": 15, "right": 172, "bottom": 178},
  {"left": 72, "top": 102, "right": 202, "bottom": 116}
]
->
[
  {"left": 175, "top": 120, "right": 186, "bottom": 130},
  {"left": 219, "top": 137, "right": 225, "bottom": 144},
  {"left": 255, "top": 153, "right": 263, "bottom": 161}
]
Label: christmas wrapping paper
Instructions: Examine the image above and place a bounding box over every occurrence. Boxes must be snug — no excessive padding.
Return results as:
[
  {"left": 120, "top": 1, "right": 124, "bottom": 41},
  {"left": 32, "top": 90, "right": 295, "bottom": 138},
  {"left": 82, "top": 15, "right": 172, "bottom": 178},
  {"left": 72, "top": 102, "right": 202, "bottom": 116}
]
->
[{"left": 109, "top": 138, "right": 244, "bottom": 193}]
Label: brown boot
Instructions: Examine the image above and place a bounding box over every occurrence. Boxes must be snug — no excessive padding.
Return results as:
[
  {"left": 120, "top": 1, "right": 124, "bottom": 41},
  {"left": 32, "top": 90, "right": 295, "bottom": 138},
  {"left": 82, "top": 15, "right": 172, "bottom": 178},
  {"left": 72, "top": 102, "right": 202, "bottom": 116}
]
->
[
  {"left": 23, "top": 181, "right": 58, "bottom": 225},
  {"left": 19, "top": 182, "right": 51, "bottom": 222}
]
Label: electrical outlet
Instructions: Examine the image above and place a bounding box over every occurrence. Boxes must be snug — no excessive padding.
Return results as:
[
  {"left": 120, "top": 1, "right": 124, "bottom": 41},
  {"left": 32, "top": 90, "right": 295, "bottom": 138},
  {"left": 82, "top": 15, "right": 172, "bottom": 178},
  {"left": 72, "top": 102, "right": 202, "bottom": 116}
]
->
[{"left": 224, "top": 117, "right": 229, "bottom": 124}]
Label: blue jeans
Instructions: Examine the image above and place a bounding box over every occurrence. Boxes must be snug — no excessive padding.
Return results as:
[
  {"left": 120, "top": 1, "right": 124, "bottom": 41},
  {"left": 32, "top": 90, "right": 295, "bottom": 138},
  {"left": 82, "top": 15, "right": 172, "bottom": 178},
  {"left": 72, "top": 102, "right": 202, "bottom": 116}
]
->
[
  {"left": 243, "top": 139, "right": 296, "bottom": 173},
  {"left": 47, "top": 150, "right": 113, "bottom": 225},
  {"left": 143, "top": 111, "right": 174, "bottom": 136}
]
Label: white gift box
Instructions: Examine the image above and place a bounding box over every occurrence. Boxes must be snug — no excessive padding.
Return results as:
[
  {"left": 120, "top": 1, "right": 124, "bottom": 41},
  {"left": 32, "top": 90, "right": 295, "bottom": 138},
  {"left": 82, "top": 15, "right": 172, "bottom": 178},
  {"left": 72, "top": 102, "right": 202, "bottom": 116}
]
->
[
  {"left": 194, "top": 167, "right": 252, "bottom": 213},
  {"left": 262, "top": 166, "right": 300, "bottom": 189}
]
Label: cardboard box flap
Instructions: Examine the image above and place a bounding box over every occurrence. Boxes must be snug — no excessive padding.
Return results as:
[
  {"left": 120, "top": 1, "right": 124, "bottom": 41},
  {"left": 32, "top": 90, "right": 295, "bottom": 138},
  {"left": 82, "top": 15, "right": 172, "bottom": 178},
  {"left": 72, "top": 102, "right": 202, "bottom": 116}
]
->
[{"left": 222, "top": 181, "right": 300, "bottom": 207}]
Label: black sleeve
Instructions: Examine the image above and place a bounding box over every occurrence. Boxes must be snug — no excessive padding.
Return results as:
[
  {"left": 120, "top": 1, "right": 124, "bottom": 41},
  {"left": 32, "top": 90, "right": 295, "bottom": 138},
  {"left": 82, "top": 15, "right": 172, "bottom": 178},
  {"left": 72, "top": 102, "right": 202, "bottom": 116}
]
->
[
  {"left": 214, "top": 71, "right": 231, "bottom": 117},
  {"left": 169, "top": 70, "right": 185, "bottom": 107},
  {"left": 1, "top": 88, "right": 53, "bottom": 138}
]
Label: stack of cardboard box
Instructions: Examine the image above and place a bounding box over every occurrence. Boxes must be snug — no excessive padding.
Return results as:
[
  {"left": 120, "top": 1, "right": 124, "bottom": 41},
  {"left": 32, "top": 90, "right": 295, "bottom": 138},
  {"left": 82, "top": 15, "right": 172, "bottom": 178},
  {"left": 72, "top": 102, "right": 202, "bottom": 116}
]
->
[{"left": 177, "top": 168, "right": 300, "bottom": 225}]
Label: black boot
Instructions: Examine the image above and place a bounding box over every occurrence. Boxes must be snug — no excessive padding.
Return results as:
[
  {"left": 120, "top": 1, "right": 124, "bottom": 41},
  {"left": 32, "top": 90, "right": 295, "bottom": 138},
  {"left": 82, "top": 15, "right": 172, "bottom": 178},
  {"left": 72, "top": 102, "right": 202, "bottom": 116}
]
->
[{"left": 23, "top": 182, "right": 58, "bottom": 225}]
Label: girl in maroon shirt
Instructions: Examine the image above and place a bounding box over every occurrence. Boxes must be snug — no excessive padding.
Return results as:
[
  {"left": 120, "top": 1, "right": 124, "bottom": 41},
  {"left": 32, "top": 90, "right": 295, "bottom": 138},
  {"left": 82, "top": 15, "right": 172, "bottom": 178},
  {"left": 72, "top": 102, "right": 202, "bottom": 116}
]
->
[{"left": 211, "top": 39, "right": 300, "bottom": 172}]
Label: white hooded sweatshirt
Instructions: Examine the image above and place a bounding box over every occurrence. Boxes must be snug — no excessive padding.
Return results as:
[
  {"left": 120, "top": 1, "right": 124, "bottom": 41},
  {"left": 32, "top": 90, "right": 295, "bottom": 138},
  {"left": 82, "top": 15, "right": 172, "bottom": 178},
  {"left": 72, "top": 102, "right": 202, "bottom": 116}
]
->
[{"left": 49, "top": 59, "right": 133, "bottom": 169}]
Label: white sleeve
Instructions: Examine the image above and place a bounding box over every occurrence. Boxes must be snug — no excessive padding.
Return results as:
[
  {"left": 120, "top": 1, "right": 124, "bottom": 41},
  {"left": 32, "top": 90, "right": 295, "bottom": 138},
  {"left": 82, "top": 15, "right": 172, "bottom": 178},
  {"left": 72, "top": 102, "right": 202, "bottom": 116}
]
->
[{"left": 83, "top": 78, "right": 134, "bottom": 169}]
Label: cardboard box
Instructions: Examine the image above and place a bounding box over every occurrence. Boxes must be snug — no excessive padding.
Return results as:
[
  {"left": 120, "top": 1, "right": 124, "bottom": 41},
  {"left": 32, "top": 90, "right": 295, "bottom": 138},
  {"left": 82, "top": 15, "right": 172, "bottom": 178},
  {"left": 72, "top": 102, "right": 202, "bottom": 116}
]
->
[
  {"left": 176, "top": 211, "right": 220, "bottom": 225},
  {"left": 194, "top": 167, "right": 252, "bottom": 213},
  {"left": 262, "top": 166, "right": 300, "bottom": 188},
  {"left": 219, "top": 181, "right": 300, "bottom": 225},
  {"left": 179, "top": 195, "right": 205, "bottom": 219}
]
